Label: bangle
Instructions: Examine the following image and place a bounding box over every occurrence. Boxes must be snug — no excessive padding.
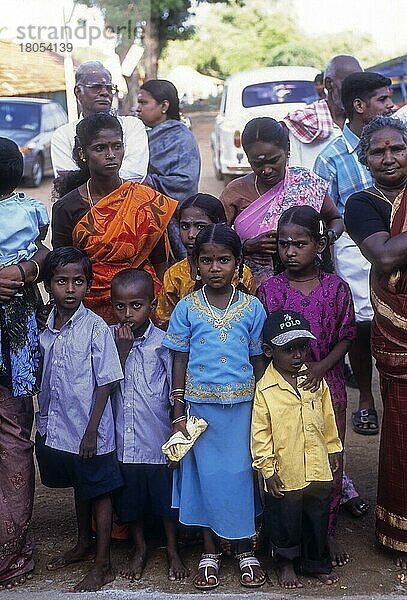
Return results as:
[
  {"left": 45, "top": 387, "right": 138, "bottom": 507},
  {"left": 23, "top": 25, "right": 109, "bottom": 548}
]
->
[
  {"left": 172, "top": 415, "right": 187, "bottom": 424},
  {"left": 16, "top": 263, "right": 26, "bottom": 284},
  {"left": 172, "top": 396, "right": 185, "bottom": 404},
  {"left": 28, "top": 259, "right": 40, "bottom": 283},
  {"left": 171, "top": 388, "right": 185, "bottom": 393}
]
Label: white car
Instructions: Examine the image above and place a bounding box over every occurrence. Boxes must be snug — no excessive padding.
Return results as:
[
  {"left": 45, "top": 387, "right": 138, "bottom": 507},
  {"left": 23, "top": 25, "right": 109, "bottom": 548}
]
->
[{"left": 211, "top": 66, "right": 320, "bottom": 181}]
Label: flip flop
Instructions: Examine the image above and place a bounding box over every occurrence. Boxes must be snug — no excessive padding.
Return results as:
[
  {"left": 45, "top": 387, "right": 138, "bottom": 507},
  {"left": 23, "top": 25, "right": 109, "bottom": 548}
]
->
[
  {"left": 193, "top": 553, "right": 221, "bottom": 590},
  {"left": 237, "top": 551, "right": 266, "bottom": 588}
]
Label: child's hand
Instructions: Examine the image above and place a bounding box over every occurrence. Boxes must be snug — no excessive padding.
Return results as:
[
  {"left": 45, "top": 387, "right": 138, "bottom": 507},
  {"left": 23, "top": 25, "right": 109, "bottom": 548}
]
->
[
  {"left": 114, "top": 323, "right": 134, "bottom": 355},
  {"left": 298, "top": 361, "right": 326, "bottom": 392},
  {"left": 265, "top": 472, "right": 285, "bottom": 497},
  {"left": 79, "top": 429, "right": 97, "bottom": 460},
  {"left": 329, "top": 452, "right": 342, "bottom": 473},
  {"left": 173, "top": 419, "right": 191, "bottom": 440}
]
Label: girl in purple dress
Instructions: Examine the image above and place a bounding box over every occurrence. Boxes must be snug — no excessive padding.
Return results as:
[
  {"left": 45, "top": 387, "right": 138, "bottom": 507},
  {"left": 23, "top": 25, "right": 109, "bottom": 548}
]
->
[{"left": 257, "top": 206, "right": 356, "bottom": 569}]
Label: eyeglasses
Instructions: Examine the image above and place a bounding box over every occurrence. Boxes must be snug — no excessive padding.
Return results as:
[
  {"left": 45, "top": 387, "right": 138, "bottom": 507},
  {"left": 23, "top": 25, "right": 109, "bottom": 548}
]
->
[{"left": 81, "top": 83, "right": 118, "bottom": 94}]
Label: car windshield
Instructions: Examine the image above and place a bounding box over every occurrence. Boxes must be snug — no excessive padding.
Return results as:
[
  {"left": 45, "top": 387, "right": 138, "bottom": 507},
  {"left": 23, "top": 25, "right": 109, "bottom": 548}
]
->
[
  {"left": 0, "top": 102, "right": 41, "bottom": 132},
  {"left": 242, "top": 81, "right": 317, "bottom": 108}
]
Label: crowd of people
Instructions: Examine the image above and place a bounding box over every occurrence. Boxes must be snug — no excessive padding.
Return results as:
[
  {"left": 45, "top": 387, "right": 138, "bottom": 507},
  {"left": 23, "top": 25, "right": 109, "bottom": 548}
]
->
[{"left": 0, "top": 55, "right": 406, "bottom": 593}]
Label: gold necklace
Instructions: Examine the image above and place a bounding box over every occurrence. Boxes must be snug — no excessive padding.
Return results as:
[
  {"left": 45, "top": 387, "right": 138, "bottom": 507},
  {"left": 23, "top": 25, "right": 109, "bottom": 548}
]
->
[
  {"left": 201, "top": 284, "right": 235, "bottom": 328},
  {"left": 86, "top": 178, "right": 123, "bottom": 207}
]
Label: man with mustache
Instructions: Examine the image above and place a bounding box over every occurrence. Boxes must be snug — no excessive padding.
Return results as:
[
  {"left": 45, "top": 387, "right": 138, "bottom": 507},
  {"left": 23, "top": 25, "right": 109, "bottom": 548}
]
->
[{"left": 51, "top": 61, "right": 148, "bottom": 182}]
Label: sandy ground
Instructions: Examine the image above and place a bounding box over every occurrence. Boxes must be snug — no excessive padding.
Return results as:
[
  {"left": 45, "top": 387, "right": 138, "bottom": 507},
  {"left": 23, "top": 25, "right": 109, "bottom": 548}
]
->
[{"left": 5, "top": 112, "right": 406, "bottom": 599}]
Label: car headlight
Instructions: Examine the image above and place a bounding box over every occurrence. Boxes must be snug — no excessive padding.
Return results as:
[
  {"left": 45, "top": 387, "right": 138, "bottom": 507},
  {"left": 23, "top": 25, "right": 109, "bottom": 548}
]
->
[{"left": 19, "top": 146, "right": 30, "bottom": 155}]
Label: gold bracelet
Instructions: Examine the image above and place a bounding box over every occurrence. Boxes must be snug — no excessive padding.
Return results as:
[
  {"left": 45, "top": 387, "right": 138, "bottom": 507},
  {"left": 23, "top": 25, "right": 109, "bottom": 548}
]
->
[{"left": 28, "top": 259, "right": 40, "bottom": 283}]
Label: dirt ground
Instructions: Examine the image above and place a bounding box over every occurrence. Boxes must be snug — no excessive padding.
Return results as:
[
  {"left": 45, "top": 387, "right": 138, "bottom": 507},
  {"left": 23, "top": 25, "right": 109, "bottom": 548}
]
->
[{"left": 5, "top": 112, "right": 406, "bottom": 598}]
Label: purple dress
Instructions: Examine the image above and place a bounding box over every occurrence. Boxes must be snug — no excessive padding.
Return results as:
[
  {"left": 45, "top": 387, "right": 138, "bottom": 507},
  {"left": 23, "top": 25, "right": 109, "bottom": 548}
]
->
[
  {"left": 258, "top": 271, "right": 356, "bottom": 407},
  {"left": 258, "top": 270, "right": 357, "bottom": 535}
]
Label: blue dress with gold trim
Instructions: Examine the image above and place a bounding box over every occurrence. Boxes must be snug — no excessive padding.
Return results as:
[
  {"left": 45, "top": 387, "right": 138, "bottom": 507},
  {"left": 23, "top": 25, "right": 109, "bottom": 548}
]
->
[{"left": 163, "top": 289, "right": 266, "bottom": 539}]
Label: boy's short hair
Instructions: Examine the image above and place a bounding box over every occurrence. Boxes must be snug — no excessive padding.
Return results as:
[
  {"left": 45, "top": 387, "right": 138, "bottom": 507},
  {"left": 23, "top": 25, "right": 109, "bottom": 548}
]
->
[
  {"left": 111, "top": 268, "right": 154, "bottom": 300},
  {"left": 263, "top": 310, "right": 316, "bottom": 346},
  {"left": 341, "top": 72, "right": 392, "bottom": 120},
  {"left": 0, "top": 138, "right": 23, "bottom": 195},
  {"left": 42, "top": 247, "right": 93, "bottom": 287}
]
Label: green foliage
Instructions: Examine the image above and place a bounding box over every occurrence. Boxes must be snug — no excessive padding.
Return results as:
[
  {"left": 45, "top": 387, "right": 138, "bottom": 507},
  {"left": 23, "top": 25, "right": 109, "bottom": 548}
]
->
[
  {"left": 160, "top": 0, "right": 387, "bottom": 78},
  {"left": 268, "top": 42, "right": 323, "bottom": 68}
]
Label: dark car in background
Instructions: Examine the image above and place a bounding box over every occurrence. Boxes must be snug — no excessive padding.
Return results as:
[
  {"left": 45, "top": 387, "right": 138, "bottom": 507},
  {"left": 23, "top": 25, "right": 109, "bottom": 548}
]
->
[{"left": 0, "top": 97, "right": 67, "bottom": 186}]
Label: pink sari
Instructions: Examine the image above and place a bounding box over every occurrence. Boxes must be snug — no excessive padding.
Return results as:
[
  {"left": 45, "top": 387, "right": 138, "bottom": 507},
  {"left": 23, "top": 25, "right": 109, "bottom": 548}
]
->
[{"left": 234, "top": 166, "right": 328, "bottom": 285}]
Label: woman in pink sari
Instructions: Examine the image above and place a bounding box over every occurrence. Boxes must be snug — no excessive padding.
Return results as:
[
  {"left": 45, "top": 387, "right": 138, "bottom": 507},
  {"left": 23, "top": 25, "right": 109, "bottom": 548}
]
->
[{"left": 220, "top": 117, "right": 343, "bottom": 286}]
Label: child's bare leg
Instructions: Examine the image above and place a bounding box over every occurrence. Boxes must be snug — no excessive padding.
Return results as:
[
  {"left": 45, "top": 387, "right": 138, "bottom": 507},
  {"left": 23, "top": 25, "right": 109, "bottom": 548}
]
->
[
  {"left": 72, "top": 493, "right": 114, "bottom": 592},
  {"left": 276, "top": 558, "right": 303, "bottom": 589},
  {"left": 120, "top": 521, "right": 146, "bottom": 581},
  {"left": 47, "top": 493, "right": 95, "bottom": 571},
  {"left": 164, "top": 519, "right": 189, "bottom": 581}
]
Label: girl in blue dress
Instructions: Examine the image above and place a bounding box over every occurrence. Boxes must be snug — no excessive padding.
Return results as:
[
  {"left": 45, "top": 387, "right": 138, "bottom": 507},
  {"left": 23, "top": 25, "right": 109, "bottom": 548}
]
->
[{"left": 162, "top": 224, "right": 267, "bottom": 590}]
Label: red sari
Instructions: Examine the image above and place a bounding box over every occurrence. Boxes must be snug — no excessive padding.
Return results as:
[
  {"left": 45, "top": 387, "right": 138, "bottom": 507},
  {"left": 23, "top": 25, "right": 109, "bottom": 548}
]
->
[
  {"left": 370, "top": 187, "right": 407, "bottom": 554},
  {"left": 72, "top": 181, "right": 177, "bottom": 324}
]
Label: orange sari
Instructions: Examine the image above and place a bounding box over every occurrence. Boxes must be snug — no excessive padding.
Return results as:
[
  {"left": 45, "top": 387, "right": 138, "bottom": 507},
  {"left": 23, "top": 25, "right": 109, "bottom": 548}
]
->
[{"left": 72, "top": 181, "right": 177, "bottom": 324}]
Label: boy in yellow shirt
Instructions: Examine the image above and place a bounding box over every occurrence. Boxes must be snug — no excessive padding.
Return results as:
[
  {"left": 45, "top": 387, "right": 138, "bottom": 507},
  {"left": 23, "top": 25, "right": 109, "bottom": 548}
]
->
[{"left": 251, "top": 310, "right": 342, "bottom": 589}]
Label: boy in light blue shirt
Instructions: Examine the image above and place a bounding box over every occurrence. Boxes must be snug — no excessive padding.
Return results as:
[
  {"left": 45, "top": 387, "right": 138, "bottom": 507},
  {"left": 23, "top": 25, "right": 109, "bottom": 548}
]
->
[{"left": 35, "top": 247, "right": 123, "bottom": 593}]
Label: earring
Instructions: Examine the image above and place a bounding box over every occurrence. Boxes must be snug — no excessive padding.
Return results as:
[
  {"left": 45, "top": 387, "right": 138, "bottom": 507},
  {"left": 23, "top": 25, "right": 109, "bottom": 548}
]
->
[
  {"left": 78, "top": 148, "right": 86, "bottom": 162},
  {"left": 195, "top": 269, "right": 201, "bottom": 281},
  {"left": 161, "top": 110, "right": 166, "bottom": 114}
]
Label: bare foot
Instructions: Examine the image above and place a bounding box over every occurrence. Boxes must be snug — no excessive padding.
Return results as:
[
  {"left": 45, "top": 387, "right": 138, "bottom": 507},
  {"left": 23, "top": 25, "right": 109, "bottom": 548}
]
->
[
  {"left": 316, "top": 570, "right": 339, "bottom": 584},
  {"left": 120, "top": 549, "right": 146, "bottom": 581},
  {"left": 167, "top": 549, "right": 189, "bottom": 581},
  {"left": 0, "top": 572, "right": 33, "bottom": 590},
  {"left": 47, "top": 542, "right": 95, "bottom": 571},
  {"left": 276, "top": 559, "right": 303, "bottom": 589},
  {"left": 328, "top": 534, "right": 350, "bottom": 567},
  {"left": 396, "top": 553, "right": 407, "bottom": 569},
  {"left": 71, "top": 563, "right": 114, "bottom": 592}
]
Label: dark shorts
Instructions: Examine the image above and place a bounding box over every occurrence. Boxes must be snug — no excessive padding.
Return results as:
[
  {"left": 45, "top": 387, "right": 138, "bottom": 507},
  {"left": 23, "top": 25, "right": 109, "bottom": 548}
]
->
[
  {"left": 35, "top": 433, "right": 123, "bottom": 500},
  {"left": 114, "top": 463, "right": 177, "bottom": 523}
]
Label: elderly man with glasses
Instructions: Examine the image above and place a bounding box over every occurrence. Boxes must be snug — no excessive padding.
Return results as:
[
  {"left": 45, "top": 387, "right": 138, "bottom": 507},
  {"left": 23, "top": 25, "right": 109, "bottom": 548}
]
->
[{"left": 51, "top": 61, "right": 148, "bottom": 182}]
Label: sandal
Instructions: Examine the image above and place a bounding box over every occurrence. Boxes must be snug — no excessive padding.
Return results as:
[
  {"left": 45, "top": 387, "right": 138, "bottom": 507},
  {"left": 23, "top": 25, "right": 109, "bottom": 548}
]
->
[
  {"left": 193, "top": 553, "right": 221, "bottom": 590},
  {"left": 237, "top": 551, "right": 266, "bottom": 588},
  {"left": 352, "top": 408, "right": 379, "bottom": 435},
  {"left": 343, "top": 496, "right": 369, "bottom": 517}
]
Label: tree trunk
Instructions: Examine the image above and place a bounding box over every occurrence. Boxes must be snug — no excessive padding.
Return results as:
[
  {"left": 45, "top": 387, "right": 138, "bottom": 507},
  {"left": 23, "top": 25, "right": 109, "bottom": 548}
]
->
[
  {"left": 143, "top": 17, "right": 160, "bottom": 79},
  {"left": 115, "top": 43, "right": 142, "bottom": 116}
]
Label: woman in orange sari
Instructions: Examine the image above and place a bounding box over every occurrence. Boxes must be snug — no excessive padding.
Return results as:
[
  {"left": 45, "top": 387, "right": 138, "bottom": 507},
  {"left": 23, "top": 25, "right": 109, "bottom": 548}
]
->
[
  {"left": 52, "top": 113, "right": 177, "bottom": 324},
  {"left": 345, "top": 115, "right": 407, "bottom": 569}
]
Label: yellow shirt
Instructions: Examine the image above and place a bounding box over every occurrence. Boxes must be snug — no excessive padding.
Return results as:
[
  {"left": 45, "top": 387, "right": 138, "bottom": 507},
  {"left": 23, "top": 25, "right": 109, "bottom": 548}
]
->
[
  {"left": 154, "top": 257, "right": 256, "bottom": 327},
  {"left": 251, "top": 363, "right": 342, "bottom": 491}
]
